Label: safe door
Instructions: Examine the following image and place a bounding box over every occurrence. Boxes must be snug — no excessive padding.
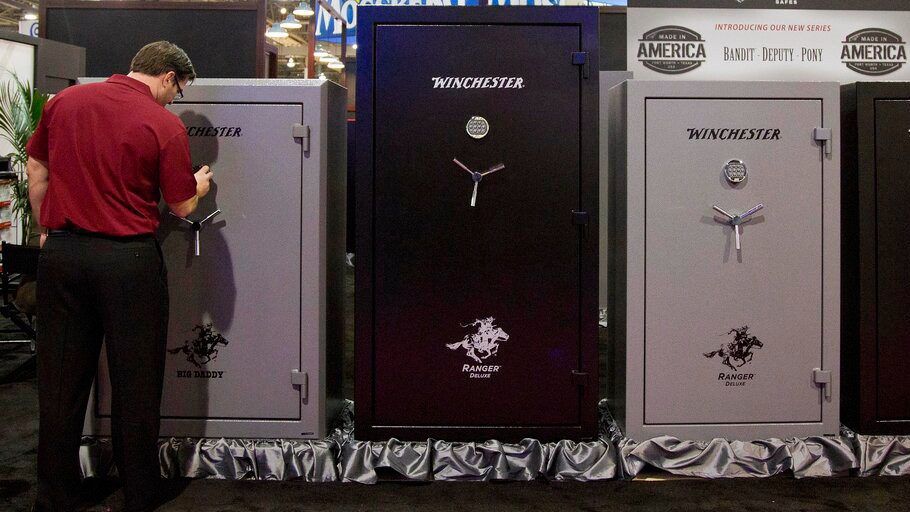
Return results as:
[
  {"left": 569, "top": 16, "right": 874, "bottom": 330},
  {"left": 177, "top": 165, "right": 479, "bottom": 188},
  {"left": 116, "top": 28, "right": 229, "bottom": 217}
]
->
[
  {"left": 643, "top": 99, "right": 828, "bottom": 431},
  {"left": 872, "top": 99, "right": 910, "bottom": 424},
  {"left": 363, "top": 20, "right": 597, "bottom": 439},
  {"left": 93, "top": 103, "right": 309, "bottom": 437}
]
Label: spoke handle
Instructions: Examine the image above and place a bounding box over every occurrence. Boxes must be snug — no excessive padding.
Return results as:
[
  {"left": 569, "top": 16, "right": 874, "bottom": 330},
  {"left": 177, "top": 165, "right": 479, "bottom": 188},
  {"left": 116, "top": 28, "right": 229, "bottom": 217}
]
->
[
  {"left": 201, "top": 209, "right": 222, "bottom": 224},
  {"left": 169, "top": 212, "right": 195, "bottom": 225},
  {"left": 481, "top": 163, "right": 505, "bottom": 176},
  {"left": 712, "top": 205, "right": 735, "bottom": 220},
  {"left": 740, "top": 203, "right": 764, "bottom": 220}
]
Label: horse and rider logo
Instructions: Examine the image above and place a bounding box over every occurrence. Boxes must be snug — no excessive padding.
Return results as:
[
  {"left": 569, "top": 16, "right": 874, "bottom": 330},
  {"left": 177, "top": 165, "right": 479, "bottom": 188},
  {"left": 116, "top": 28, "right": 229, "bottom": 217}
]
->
[
  {"left": 703, "top": 325, "right": 764, "bottom": 372},
  {"left": 168, "top": 323, "right": 229, "bottom": 368},
  {"left": 447, "top": 316, "right": 510, "bottom": 364}
]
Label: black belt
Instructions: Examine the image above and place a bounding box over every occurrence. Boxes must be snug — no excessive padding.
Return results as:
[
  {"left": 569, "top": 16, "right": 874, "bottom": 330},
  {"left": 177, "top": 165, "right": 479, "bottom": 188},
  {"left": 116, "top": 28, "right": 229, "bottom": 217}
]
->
[{"left": 47, "top": 228, "right": 155, "bottom": 243}]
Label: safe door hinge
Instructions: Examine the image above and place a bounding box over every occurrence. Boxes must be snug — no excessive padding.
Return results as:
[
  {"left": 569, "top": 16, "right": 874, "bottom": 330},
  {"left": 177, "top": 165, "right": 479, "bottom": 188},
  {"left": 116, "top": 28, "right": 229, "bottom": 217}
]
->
[
  {"left": 571, "top": 370, "right": 590, "bottom": 386},
  {"left": 813, "top": 368, "right": 832, "bottom": 401},
  {"left": 572, "top": 210, "right": 590, "bottom": 239},
  {"left": 291, "top": 369, "right": 308, "bottom": 400},
  {"left": 572, "top": 210, "right": 590, "bottom": 225},
  {"left": 571, "top": 52, "right": 590, "bottom": 79},
  {"left": 292, "top": 124, "right": 311, "bottom": 153},
  {"left": 813, "top": 127, "right": 833, "bottom": 156}
]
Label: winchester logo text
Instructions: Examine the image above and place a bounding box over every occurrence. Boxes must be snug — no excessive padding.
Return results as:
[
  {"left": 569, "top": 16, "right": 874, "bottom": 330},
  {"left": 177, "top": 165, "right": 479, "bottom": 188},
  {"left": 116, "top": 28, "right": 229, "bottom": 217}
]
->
[
  {"left": 186, "top": 126, "right": 243, "bottom": 137},
  {"left": 687, "top": 128, "right": 781, "bottom": 141},
  {"left": 431, "top": 77, "right": 525, "bottom": 89}
]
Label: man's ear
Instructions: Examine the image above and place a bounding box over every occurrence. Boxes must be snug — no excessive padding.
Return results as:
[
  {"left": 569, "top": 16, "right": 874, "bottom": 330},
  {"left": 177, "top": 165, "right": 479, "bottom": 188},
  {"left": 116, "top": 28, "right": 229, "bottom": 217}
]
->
[{"left": 164, "top": 70, "right": 176, "bottom": 84}]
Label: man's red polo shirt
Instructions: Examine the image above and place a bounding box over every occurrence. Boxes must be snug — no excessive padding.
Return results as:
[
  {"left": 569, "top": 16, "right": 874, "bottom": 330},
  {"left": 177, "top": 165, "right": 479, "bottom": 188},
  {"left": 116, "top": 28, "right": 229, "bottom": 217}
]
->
[{"left": 26, "top": 74, "right": 196, "bottom": 236}]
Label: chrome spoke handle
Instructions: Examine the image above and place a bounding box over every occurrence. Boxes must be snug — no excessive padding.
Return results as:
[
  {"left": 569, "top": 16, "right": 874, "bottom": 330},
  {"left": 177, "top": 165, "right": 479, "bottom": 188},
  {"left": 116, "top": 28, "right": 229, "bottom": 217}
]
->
[
  {"left": 201, "top": 209, "right": 222, "bottom": 224},
  {"left": 713, "top": 203, "right": 764, "bottom": 252},
  {"left": 712, "top": 205, "right": 735, "bottom": 220},
  {"left": 169, "top": 212, "right": 195, "bottom": 225},
  {"left": 452, "top": 158, "right": 474, "bottom": 176},
  {"left": 171, "top": 210, "right": 222, "bottom": 257},
  {"left": 740, "top": 203, "right": 764, "bottom": 220},
  {"left": 454, "top": 159, "right": 506, "bottom": 207},
  {"left": 481, "top": 163, "right": 505, "bottom": 176},
  {"left": 193, "top": 210, "right": 222, "bottom": 256}
]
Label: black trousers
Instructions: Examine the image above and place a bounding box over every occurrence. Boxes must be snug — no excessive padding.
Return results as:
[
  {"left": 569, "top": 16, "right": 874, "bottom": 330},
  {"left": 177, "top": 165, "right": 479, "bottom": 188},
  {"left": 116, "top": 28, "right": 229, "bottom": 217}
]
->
[{"left": 35, "top": 231, "right": 169, "bottom": 512}]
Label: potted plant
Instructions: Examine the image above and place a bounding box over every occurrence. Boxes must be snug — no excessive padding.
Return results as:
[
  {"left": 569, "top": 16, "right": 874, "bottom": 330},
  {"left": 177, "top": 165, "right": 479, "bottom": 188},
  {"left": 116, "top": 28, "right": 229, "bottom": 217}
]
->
[{"left": 0, "top": 74, "right": 49, "bottom": 245}]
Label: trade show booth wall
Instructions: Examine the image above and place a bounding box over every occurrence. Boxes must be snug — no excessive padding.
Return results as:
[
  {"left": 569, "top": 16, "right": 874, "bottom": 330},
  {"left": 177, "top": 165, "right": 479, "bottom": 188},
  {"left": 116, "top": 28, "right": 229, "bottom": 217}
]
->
[
  {"left": 0, "top": 30, "right": 85, "bottom": 94},
  {"left": 40, "top": 0, "right": 267, "bottom": 78}
]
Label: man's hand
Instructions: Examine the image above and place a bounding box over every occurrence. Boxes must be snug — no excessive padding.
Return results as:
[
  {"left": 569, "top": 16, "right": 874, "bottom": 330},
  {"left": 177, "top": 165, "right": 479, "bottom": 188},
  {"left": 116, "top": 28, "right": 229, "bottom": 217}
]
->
[
  {"left": 168, "top": 165, "right": 213, "bottom": 217},
  {"left": 195, "top": 165, "right": 213, "bottom": 198}
]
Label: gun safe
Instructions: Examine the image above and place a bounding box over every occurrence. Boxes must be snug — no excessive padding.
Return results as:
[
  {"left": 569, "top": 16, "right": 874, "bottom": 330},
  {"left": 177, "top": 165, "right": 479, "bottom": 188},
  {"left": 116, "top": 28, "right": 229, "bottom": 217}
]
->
[
  {"left": 84, "top": 79, "right": 347, "bottom": 439},
  {"left": 841, "top": 82, "right": 910, "bottom": 435},
  {"left": 355, "top": 6, "right": 601, "bottom": 441},
  {"left": 608, "top": 80, "right": 840, "bottom": 441}
]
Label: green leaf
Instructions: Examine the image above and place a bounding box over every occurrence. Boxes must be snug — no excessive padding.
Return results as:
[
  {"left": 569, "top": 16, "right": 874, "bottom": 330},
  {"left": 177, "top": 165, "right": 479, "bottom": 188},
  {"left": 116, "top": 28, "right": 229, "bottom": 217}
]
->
[{"left": 0, "top": 71, "right": 48, "bottom": 239}]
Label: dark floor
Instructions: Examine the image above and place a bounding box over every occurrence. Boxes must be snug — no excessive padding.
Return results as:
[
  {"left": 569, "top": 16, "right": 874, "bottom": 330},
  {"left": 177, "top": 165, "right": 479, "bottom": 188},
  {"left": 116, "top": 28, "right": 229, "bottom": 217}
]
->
[
  {"left": 80, "top": 477, "right": 910, "bottom": 512},
  {"left": 3, "top": 340, "right": 910, "bottom": 512},
  {"left": 2, "top": 274, "right": 910, "bottom": 511}
]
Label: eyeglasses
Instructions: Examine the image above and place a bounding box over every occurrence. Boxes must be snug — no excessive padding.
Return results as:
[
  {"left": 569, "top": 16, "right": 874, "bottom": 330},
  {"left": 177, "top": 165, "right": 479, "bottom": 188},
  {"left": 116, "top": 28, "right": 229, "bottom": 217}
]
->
[{"left": 173, "top": 78, "right": 184, "bottom": 101}]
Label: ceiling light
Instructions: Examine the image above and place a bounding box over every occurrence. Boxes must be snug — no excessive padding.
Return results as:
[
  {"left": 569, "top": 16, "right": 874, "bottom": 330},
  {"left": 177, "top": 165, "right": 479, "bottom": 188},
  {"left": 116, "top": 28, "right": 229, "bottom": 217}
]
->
[
  {"left": 287, "top": 57, "right": 296, "bottom": 68},
  {"left": 352, "top": 43, "right": 358, "bottom": 51},
  {"left": 327, "top": 61, "right": 345, "bottom": 70},
  {"left": 23, "top": 12, "right": 37, "bottom": 20},
  {"left": 266, "top": 23, "right": 289, "bottom": 39},
  {"left": 313, "top": 46, "right": 330, "bottom": 59},
  {"left": 319, "top": 54, "right": 337, "bottom": 64},
  {"left": 293, "top": 1, "right": 315, "bottom": 18},
  {"left": 280, "top": 7, "right": 287, "bottom": 14},
  {"left": 279, "top": 14, "right": 302, "bottom": 29}
]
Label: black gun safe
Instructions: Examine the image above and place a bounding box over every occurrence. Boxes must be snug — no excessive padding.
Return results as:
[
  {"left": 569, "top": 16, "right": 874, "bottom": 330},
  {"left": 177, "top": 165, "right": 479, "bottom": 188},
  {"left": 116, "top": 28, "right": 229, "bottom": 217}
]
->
[
  {"left": 842, "top": 82, "right": 910, "bottom": 434},
  {"left": 355, "top": 6, "right": 600, "bottom": 441}
]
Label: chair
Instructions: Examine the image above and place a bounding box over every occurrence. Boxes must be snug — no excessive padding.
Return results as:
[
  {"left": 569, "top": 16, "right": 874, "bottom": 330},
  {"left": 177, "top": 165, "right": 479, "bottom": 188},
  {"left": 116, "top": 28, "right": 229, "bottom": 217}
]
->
[
  {"left": 0, "top": 241, "right": 39, "bottom": 344},
  {"left": 0, "top": 242, "right": 39, "bottom": 384}
]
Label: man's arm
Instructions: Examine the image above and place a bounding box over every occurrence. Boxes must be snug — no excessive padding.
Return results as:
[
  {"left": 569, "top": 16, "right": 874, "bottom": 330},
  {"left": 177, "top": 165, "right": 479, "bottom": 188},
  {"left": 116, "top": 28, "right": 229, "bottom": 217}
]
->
[
  {"left": 167, "top": 165, "right": 212, "bottom": 217},
  {"left": 168, "top": 195, "right": 198, "bottom": 218},
  {"left": 26, "top": 157, "right": 49, "bottom": 244}
]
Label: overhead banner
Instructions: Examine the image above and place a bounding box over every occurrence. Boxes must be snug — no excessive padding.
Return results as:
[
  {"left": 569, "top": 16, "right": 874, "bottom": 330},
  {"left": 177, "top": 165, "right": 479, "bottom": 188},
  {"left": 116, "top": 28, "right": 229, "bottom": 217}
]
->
[
  {"left": 316, "top": 0, "right": 478, "bottom": 44},
  {"left": 19, "top": 20, "right": 38, "bottom": 37},
  {"left": 628, "top": 0, "right": 910, "bottom": 81},
  {"left": 317, "top": 0, "right": 609, "bottom": 44}
]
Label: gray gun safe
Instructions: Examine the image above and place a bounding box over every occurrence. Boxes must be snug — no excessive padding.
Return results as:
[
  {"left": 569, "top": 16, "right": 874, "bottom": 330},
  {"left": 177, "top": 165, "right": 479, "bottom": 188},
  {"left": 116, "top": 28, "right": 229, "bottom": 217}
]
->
[
  {"left": 84, "top": 79, "right": 347, "bottom": 439},
  {"left": 608, "top": 81, "right": 840, "bottom": 441}
]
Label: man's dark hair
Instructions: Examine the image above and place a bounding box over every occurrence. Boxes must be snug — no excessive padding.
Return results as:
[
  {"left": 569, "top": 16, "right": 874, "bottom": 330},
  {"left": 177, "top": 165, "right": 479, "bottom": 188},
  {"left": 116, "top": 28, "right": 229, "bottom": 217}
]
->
[{"left": 130, "top": 41, "right": 196, "bottom": 82}]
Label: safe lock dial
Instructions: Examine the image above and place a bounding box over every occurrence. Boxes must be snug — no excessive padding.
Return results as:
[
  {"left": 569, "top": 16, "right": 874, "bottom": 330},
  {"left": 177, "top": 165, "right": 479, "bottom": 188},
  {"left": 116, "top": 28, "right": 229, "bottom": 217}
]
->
[
  {"left": 712, "top": 203, "right": 763, "bottom": 251},
  {"left": 170, "top": 209, "right": 222, "bottom": 256},
  {"left": 466, "top": 116, "right": 490, "bottom": 139},
  {"left": 723, "top": 159, "right": 747, "bottom": 185}
]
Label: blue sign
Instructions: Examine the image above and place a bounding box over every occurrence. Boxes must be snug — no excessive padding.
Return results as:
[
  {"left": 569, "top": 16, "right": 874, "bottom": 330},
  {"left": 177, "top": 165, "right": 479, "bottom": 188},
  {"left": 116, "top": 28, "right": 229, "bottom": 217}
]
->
[{"left": 315, "top": 0, "right": 622, "bottom": 44}]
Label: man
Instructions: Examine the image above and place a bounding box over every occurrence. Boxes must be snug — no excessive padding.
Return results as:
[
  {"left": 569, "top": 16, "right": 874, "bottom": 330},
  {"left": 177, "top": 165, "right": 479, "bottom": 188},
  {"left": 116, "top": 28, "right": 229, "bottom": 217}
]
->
[{"left": 25, "top": 41, "right": 213, "bottom": 511}]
